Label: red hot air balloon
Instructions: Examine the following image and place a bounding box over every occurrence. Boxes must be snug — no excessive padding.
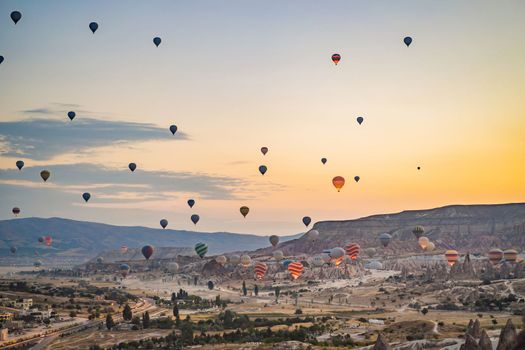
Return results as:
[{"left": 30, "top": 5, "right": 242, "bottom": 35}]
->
[
  {"left": 44, "top": 236, "right": 53, "bottom": 246},
  {"left": 332, "top": 176, "right": 345, "bottom": 192},
  {"left": 345, "top": 243, "right": 360, "bottom": 261},
  {"left": 331, "top": 54, "right": 341, "bottom": 65},
  {"left": 288, "top": 262, "right": 304, "bottom": 280},
  {"left": 142, "top": 245, "right": 154, "bottom": 260},
  {"left": 254, "top": 262, "right": 268, "bottom": 280}
]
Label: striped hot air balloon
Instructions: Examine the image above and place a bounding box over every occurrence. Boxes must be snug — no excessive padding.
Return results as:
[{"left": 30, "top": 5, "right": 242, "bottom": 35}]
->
[
  {"left": 412, "top": 226, "right": 424, "bottom": 239},
  {"left": 503, "top": 249, "right": 518, "bottom": 263},
  {"left": 288, "top": 262, "right": 304, "bottom": 280},
  {"left": 488, "top": 248, "right": 503, "bottom": 265},
  {"left": 445, "top": 250, "right": 459, "bottom": 266},
  {"left": 254, "top": 262, "right": 268, "bottom": 280},
  {"left": 195, "top": 242, "right": 208, "bottom": 258},
  {"left": 345, "top": 243, "right": 360, "bottom": 261}
]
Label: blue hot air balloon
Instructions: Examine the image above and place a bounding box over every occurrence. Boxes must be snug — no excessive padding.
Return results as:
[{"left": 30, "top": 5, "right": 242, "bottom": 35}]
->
[
  {"left": 0, "top": 56, "right": 4, "bottom": 65},
  {"left": 169, "top": 125, "right": 177, "bottom": 135},
  {"left": 357, "top": 116, "right": 364, "bottom": 125},
  {"left": 89, "top": 22, "right": 98, "bottom": 33},
  {"left": 354, "top": 176, "right": 360, "bottom": 182},
  {"left": 11, "top": 11, "right": 22, "bottom": 25},
  {"left": 404, "top": 36, "right": 412, "bottom": 47},
  {"left": 160, "top": 219, "right": 168, "bottom": 229},
  {"left": 153, "top": 37, "right": 162, "bottom": 47},
  {"left": 187, "top": 199, "right": 195, "bottom": 208},
  {"left": 82, "top": 192, "right": 91, "bottom": 202},
  {"left": 302, "top": 216, "right": 311, "bottom": 227},
  {"left": 67, "top": 111, "right": 76, "bottom": 121},
  {"left": 128, "top": 163, "right": 137, "bottom": 172},
  {"left": 191, "top": 214, "right": 200, "bottom": 225},
  {"left": 259, "top": 165, "right": 267, "bottom": 175},
  {"left": 16, "top": 160, "right": 24, "bottom": 170}
]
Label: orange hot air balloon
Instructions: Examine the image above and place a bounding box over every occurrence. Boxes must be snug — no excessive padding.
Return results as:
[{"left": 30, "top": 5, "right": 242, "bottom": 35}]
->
[
  {"left": 254, "top": 262, "right": 268, "bottom": 280},
  {"left": 332, "top": 176, "right": 345, "bottom": 192},
  {"left": 345, "top": 243, "right": 360, "bottom": 261},
  {"left": 331, "top": 53, "right": 341, "bottom": 65},
  {"left": 445, "top": 250, "right": 459, "bottom": 266},
  {"left": 418, "top": 237, "right": 429, "bottom": 250},
  {"left": 288, "top": 262, "right": 304, "bottom": 280}
]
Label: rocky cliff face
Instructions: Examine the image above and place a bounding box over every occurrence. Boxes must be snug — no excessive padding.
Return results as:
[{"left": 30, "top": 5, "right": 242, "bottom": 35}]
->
[{"left": 260, "top": 203, "right": 525, "bottom": 256}]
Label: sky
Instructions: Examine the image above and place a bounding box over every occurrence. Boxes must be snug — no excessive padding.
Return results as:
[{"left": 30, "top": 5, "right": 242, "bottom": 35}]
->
[{"left": 1, "top": 1, "right": 524, "bottom": 235}]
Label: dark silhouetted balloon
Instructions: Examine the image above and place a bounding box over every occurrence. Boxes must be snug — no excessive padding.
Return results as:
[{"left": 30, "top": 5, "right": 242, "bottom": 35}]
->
[
  {"left": 269, "top": 235, "right": 279, "bottom": 247},
  {"left": 417, "top": 166, "right": 421, "bottom": 170},
  {"left": 357, "top": 117, "right": 364, "bottom": 125},
  {"left": 40, "top": 170, "right": 50, "bottom": 182},
  {"left": 302, "top": 216, "right": 311, "bottom": 227},
  {"left": 354, "top": 176, "right": 360, "bottom": 182},
  {"left": 153, "top": 37, "right": 161, "bottom": 47},
  {"left": 120, "top": 263, "right": 130, "bottom": 277},
  {"left": 160, "top": 219, "right": 168, "bottom": 229},
  {"left": 187, "top": 199, "right": 195, "bottom": 208},
  {"left": 331, "top": 54, "right": 341, "bottom": 65},
  {"left": 240, "top": 206, "right": 249, "bottom": 218},
  {"left": 321, "top": 158, "right": 327, "bottom": 165},
  {"left": 259, "top": 165, "right": 267, "bottom": 175},
  {"left": 404, "top": 36, "right": 412, "bottom": 47},
  {"left": 0, "top": 56, "right": 4, "bottom": 64},
  {"left": 261, "top": 147, "right": 268, "bottom": 155},
  {"left": 82, "top": 192, "right": 91, "bottom": 202},
  {"left": 169, "top": 125, "right": 177, "bottom": 135},
  {"left": 16, "top": 161, "right": 24, "bottom": 170},
  {"left": 38, "top": 237, "right": 44, "bottom": 243},
  {"left": 128, "top": 163, "right": 136, "bottom": 172},
  {"left": 10, "top": 246, "right": 17, "bottom": 254},
  {"left": 142, "top": 245, "right": 154, "bottom": 260},
  {"left": 67, "top": 111, "right": 76, "bottom": 120},
  {"left": 11, "top": 11, "right": 22, "bottom": 24},
  {"left": 89, "top": 22, "right": 98, "bottom": 33},
  {"left": 191, "top": 214, "right": 200, "bottom": 225},
  {"left": 12, "top": 207, "right": 20, "bottom": 216},
  {"left": 96, "top": 257, "right": 104, "bottom": 264}
]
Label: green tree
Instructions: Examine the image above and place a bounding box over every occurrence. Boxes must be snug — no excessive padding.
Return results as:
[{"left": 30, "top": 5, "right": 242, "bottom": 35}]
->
[
  {"left": 254, "top": 284, "right": 259, "bottom": 296},
  {"left": 275, "top": 286, "right": 281, "bottom": 303},
  {"left": 242, "top": 281, "right": 247, "bottom": 296},
  {"left": 123, "top": 304, "right": 132, "bottom": 321},
  {"left": 142, "top": 311, "right": 150, "bottom": 329},
  {"left": 173, "top": 303, "right": 180, "bottom": 327},
  {"left": 106, "top": 314, "right": 115, "bottom": 330},
  {"left": 180, "top": 319, "right": 194, "bottom": 345}
]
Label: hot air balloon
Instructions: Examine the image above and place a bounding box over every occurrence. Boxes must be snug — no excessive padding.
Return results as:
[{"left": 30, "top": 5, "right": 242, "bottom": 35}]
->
[
  {"left": 33, "top": 260, "right": 42, "bottom": 268},
  {"left": 259, "top": 165, "right": 267, "bottom": 175},
  {"left": 418, "top": 237, "right": 429, "bottom": 250},
  {"left": 0, "top": 56, "right": 3, "bottom": 64},
  {"left": 207, "top": 281, "right": 214, "bottom": 290},
  {"left": 354, "top": 176, "right": 360, "bottom": 183},
  {"left": 357, "top": 116, "right": 364, "bottom": 125},
  {"left": 329, "top": 247, "right": 345, "bottom": 259},
  {"left": 269, "top": 235, "right": 279, "bottom": 247},
  {"left": 153, "top": 37, "right": 162, "bottom": 47},
  {"left": 310, "top": 255, "right": 324, "bottom": 267},
  {"left": 167, "top": 262, "right": 179, "bottom": 273},
  {"left": 120, "top": 245, "right": 128, "bottom": 254},
  {"left": 332, "top": 256, "right": 344, "bottom": 266},
  {"left": 67, "top": 111, "right": 76, "bottom": 120},
  {"left": 195, "top": 242, "right": 208, "bottom": 258},
  {"left": 191, "top": 214, "right": 200, "bottom": 225},
  {"left": 44, "top": 236, "right": 52, "bottom": 246},
  {"left": 412, "top": 226, "right": 424, "bottom": 239},
  {"left": 170, "top": 125, "right": 178, "bottom": 135},
  {"left": 345, "top": 243, "right": 360, "bottom": 261},
  {"left": 417, "top": 166, "right": 421, "bottom": 170},
  {"left": 10, "top": 246, "right": 17, "bottom": 254},
  {"left": 160, "top": 219, "right": 168, "bottom": 229},
  {"left": 331, "top": 54, "right": 341, "bottom": 65},
  {"left": 288, "top": 262, "right": 304, "bottom": 280},
  {"left": 12, "top": 207, "right": 20, "bottom": 216},
  {"left": 426, "top": 242, "right": 435, "bottom": 252},
  {"left": 96, "top": 257, "right": 104, "bottom": 264},
  {"left": 120, "top": 263, "right": 130, "bottom": 277},
  {"left": 365, "top": 247, "right": 376, "bottom": 258},
  {"left": 404, "top": 36, "right": 413, "bottom": 47},
  {"left": 229, "top": 254, "right": 240, "bottom": 265},
  {"left": 488, "top": 248, "right": 503, "bottom": 265},
  {"left": 503, "top": 249, "right": 518, "bottom": 263},
  {"left": 379, "top": 233, "right": 392, "bottom": 247},
  {"left": 321, "top": 158, "right": 327, "bottom": 165},
  {"left": 240, "top": 206, "right": 250, "bottom": 218},
  {"left": 254, "top": 262, "right": 268, "bottom": 280},
  {"left": 38, "top": 237, "right": 44, "bottom": 244},
  {"left": 82, "top": 192, "right": 91, "bottom": 202},
  {"left": 321, "top": 252, "right": 331, "bottom": 264},
  {"left": 40, "top": 170, "right": 50, "bottom": 182},
  {"left": 142, "top": 245, "right": 154, "bottom": 260},
  {"left": 273, "top": 250, "right": 284, "bottom": 261},
  {"left": 16, "top": 161, "right": 24, "bottom": 170},
  {"left": 10, "top": 11, "right": 22, "bottom": 24},
  {"left": 187, "top": 199, "right": 195, "bottom": 208},
  {"left": 89, "top": 22, "right": 98, "bottom": 33},
  {"left": 260, "top": 147, "right": 268, "bottom": 155},
  {"left": 365, "top": 260, "right": 383, "bottom": 270},
  {"left": 302, "top": 216, "right": 311, "bottom": 227},
  {"left": 128, "top": 163, "right": 137, "bottom": 172},
  {"left": 445, "top": 250, "right": 459, "bottom": 266},
  {"left": 216, "top": 255, "right": 227, "bottom": 266},
  {"left": 307, "top": 229, "right": 319, "bottom": 241},
  {"left": 332, "top": 176, "right": 345, "bottom": 192},
  {"left": 240, "top": 254, "right": 252, "bottom": 267}
]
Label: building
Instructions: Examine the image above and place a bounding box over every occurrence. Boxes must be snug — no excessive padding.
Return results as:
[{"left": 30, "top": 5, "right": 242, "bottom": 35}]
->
[
  {"left": 0, "top": 313, "right": 13, "bottom": 322},
  {"left": 13, "top": 298, "right": 33, "bottom": 310},
  {"left": 0, "top": 328, "right": 8, "bottom": 341}
]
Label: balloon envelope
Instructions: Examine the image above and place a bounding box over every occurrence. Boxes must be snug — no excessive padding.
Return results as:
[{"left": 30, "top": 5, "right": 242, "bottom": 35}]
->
[
  {"left": 0, "top": 56, "right": 4, "bottom": 64},
  {"left": 404, "top": 36, "right": 412, "bottom": 47},
  {"left": 354, "top": 176, "right": 360, "bottom": 183},
  {"left": 240, "top": 206, "right": 250, "bottom": 218},
  {"left": 331, "top": 53, "right": 341, "bottom": 65},
  {"left": 229, "top": 254, "right": 240, "bottom": 265},
  {"left": 321, "top": 158, "right": 327, "bottom": 165},
  {"left": 488, "top": 248, "right": 503, "bottom": 265},
  {"left": 160, "top": 219, "right": 168, "bottom": 229},
  {"left": 167, "top": 262, "right": 179, "bottom": 273},
  {"left": 345, "top": 243, "right": 360, "bottom": 260},
  {"left": 254, "top": 262, "right": 268, "bottom": 280},
  {"left": 40, "top": 170, "right": 50, "bottom": 182},
  {"left": 412, "top": 226, "right": 424, "bottom": 239},
  {"left": 16, "top": 160, "right": 24, "bottom": 170},
  {"left": 207, "top": 281, "right": 214, "bottom": 290},
  {"left": 187, "top": 199, "right": 195, "bottom": 208},
  {"left": 11, "top": 11, "right": 22, "bottom": 24},
  {"left": 445, "top": 250, "right": 459, "bottom": 266},
  {"left": 120, "top": 263, "right": 130, "bottom": 277},
  {"left": 12, "top": 207, "right": 20, "bottom": 216},
  {"left": 259, "top": 165, "right": 267, "bottom": 175},
  {"left": 307, "top": 229, "right": 319, "bottom": 241},
  {"left": 418, "top": 237, "right": 430, "bottom": 250},
  {"left": 240, "top": 254, "right": 252, "bottom": 267},
  {"left": 273, "top": 250, "right": 284, "bottom": 260},
  {"left": 503, "top": 249, "right": 518, "bottom": 262},
  {"left": 260, "top": 147, "right": 268, "bottom": 155},
  {"left": 67, "top": 111, "right": 76, "bottom": 120},
  {"left": 153, "top": 37, "right": 162, "bottom": 47},
  {"left": 332, "top": 176, "right": 345, "bottom": 192},
  {"left": 82, "top": 192, "right": 91, "bottom": 202},
  {"left": 269, "top": 235, "right": 279, "bottom": 247},
  {"left": 329, "top": 247, "right": 345, "bottom": 259},
  {"left": 170, "top": 125, "right": 178, "bottom": 135},
  {"left": 379, "top": 233, "right": 392, "bottom": 247},
  {"left": 120, "top": 245, "right": 128, "bottom": 254},
  {"left": 288, "top": 262, "right": 304, "bottom": 279},
  {"left": 357, "top": 116, "right": 364, "bottom": 125},
  {"left": 142, "top": 245, "right": 154, "bottom": 260},
  {"left": 44, "top": 236, "right": 52, "bottom": 246},
  {"left": 89, "top": 22, "right": 98, "bottom": 33},
  {"left": 10, "top": 246, "right": 17, "bottom": 254},
  {"left": 302, "top": 216, "right": 311, "bottom": 227},
  {"left": 426, "top": 242, "right": 435, "bottom": 252},
  {"left": 128, "top": 163, "right": 137, "bottom": 172},
  {"left": 191, "top": 214, "right": 200, "bottom": 225},
  {"left": 195, "top": 242, "right": 208, "bottom": 258},
  {"left": 216, "top": 255, "right": 227, "bottom": 266}
]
